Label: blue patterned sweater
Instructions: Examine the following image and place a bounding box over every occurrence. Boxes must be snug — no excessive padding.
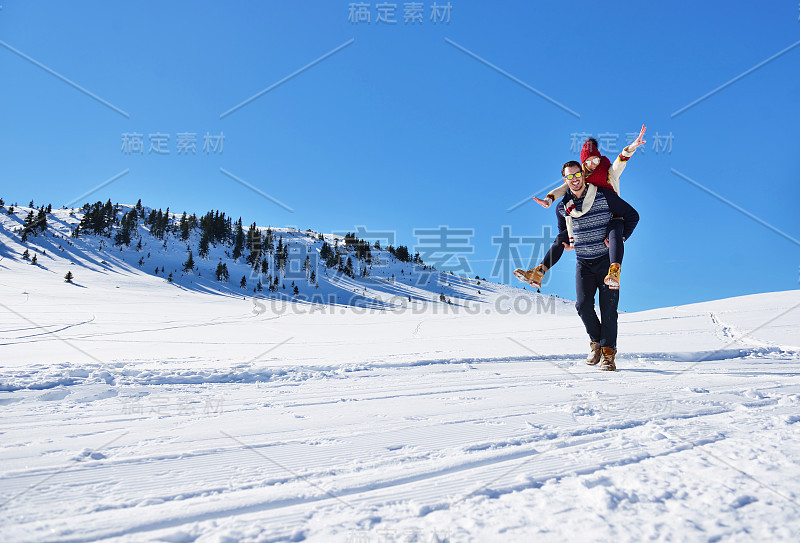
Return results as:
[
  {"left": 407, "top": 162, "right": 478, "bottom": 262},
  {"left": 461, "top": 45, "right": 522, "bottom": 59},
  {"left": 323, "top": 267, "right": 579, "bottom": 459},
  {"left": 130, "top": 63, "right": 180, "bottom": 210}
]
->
[{"left": 555, "top": 187, "right": 640, "bottom": 261}]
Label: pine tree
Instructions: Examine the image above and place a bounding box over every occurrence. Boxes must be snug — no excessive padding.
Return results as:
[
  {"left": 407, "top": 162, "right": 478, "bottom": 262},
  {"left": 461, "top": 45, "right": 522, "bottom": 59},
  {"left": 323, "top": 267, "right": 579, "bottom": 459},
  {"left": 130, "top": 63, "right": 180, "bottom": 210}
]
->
[
  {"left": 320, "top": 241, "right": 332, "bottom": 261},
  {"left": 24, "top": 209, "right": 35, "bottom": 230},
  {"left": 198, "top": 231, "right": 210, "bottom": 259},
  {"left": 264, "top": 227, "right": 274, "bottom": 252},
  {"left": 321, "top": 242, "right": 338, "bottom": 269},
  {"left": 31, "top": 254, "right": 38, "bottom": 265},
  {"left": 395, "top": 245, "right": 411, "bottom": 263},
  {"left": 232, "top": 218, "right": 245, "bottom": 260},
  {"left": 114, "top": 210, "right": 134, "bottom": 247},
  {"left": 183, "top": 248, "right": 195, "bottom": 272},
  {"left": 164, "top": 207, "right": 171, "bottom": 235},
  {"left": 64, "top": 271, "right": 74, "bottom": 283},
  {"left": 22, "top": 249, "right": 30, "bottom": 260},
  {"left": 240, "top": 275, "right": 247, "bottom": 289},
  {"left": 180, "top": 211, "right": 190, "bottom": 241},
  {"left": 215, "top": 262, "right": 229, "bottom": 282},
  {"left": 38, "top": 206, "right": 48, "bottom": 232},
  {"left": 246, "top": 222, "right": 262, "bottom": 268},
  {"left": 281, "top": 243, "right": 289, "bottom": 271}
]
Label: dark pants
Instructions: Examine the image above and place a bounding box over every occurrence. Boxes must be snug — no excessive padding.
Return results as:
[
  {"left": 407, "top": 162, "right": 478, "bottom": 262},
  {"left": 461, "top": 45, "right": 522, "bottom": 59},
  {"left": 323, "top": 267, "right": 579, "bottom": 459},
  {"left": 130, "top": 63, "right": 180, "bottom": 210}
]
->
[
  {"left": 606, "top": 218, "right": 624, "bottom": 264},
  {"left": 575, "top": 254, "right": 619, "bottom": 349}
]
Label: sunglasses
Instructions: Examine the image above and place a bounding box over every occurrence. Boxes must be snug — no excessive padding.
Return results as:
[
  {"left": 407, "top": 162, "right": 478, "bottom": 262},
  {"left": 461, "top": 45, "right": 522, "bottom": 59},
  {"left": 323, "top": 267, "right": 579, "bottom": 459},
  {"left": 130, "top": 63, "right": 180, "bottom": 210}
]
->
[
  {"left": 584, "top": 157, "right": 600, "bottom": 167},
  {"left": 564, "top": 171, "right": 583, "bottom": 180}
]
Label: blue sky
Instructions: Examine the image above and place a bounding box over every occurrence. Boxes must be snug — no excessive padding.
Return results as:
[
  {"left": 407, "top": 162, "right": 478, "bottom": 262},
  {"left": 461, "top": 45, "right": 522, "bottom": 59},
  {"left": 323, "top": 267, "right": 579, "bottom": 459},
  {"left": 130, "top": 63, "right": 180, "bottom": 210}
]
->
[{"left": 1, "top": 1, "right": 799, "bottom": 311}]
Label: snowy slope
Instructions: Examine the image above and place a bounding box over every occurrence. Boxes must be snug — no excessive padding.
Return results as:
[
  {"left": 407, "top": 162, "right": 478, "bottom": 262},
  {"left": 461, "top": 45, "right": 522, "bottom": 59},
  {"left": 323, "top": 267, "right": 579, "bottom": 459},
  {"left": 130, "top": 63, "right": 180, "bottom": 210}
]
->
[
  {"left": 2, "top": 205, "right": 800, "bottom": 542},
  {"left": 0, "top": 203, "right": 561, "bottom": 313}
]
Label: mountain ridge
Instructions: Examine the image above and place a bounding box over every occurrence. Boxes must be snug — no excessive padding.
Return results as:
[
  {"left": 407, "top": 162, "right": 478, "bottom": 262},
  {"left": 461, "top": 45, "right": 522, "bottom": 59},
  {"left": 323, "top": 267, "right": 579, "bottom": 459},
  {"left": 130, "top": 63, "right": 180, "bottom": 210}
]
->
[{"left": 0, "top": 199, "right": 563, "bottom": 312}]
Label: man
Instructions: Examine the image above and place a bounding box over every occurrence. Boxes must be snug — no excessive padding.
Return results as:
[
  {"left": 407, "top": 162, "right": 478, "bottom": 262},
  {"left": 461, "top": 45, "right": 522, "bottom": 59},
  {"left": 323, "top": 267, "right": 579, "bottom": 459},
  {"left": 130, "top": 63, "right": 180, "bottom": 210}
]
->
[{"left": 549, "top": 160, "right": 639, "bottom": 371}]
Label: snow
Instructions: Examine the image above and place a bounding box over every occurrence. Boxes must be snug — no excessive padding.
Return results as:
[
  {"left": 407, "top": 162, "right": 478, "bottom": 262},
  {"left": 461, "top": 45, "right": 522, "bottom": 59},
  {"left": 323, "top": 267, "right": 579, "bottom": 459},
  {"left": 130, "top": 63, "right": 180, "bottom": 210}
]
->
[{"left": 2, "top": 205, "right": 800, "bottom": 542}]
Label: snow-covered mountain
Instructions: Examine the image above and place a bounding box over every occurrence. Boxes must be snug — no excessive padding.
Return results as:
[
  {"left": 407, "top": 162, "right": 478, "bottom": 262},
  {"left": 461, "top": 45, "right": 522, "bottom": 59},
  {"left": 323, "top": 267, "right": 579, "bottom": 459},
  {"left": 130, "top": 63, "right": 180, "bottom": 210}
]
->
[{"left": 0, "top": 200, "right": 564, "bottom": 312}]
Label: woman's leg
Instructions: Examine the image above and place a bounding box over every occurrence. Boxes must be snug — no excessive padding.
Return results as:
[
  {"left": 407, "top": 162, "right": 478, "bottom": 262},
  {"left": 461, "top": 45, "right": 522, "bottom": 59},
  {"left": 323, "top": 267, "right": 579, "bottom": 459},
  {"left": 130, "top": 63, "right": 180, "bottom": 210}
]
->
[
  {"left": 541, "top": 238, "right": 565, "bottom": 271},
  {"left": 607, "top": 218, "right": 624, "bottom": 265}
]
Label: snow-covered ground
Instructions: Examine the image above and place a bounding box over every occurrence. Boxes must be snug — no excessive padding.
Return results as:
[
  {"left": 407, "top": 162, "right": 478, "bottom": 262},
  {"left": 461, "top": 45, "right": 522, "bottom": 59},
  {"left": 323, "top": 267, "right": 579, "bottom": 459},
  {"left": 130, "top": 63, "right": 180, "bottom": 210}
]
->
[{"left": 2, "top": 208, "right": 800, "bottom": 542}]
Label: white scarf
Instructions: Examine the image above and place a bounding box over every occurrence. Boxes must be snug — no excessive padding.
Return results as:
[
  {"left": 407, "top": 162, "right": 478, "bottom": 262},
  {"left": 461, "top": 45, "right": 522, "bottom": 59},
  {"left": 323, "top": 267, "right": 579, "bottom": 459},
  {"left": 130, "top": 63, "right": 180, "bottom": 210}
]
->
[{"left": 564, "top": 183, "right": 597, "bottom": 248}]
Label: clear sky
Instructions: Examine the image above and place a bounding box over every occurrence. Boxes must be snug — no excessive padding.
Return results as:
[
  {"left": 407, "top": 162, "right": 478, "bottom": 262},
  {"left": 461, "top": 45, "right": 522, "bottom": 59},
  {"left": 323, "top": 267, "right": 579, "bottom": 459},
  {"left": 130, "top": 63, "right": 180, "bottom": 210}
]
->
[{"left": 1, "top": 1, "right": 799, "bottom": 311}]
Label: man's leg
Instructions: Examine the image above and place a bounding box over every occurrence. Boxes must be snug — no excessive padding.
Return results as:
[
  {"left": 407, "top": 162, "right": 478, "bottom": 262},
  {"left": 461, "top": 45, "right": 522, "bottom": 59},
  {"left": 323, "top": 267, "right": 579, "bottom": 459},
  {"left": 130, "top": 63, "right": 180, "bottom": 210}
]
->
[
  {"left": 575, "top": 259, "right": 602, "bottom": 342},
  {"left": 598, "top": 274, "right": 620, "bottom": 349}
]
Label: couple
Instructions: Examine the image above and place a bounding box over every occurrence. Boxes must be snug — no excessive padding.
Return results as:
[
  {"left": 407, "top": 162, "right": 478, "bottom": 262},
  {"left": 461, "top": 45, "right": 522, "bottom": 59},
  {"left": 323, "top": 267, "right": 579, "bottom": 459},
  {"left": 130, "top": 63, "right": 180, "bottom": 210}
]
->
[{"left": 515, "top": 126, "right": 645, "bottom": 371}]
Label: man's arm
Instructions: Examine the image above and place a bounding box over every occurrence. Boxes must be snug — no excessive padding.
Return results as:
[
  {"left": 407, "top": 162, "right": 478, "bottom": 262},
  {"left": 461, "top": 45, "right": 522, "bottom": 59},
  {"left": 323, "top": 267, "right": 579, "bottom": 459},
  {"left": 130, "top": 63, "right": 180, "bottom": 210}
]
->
[
  {"left": 602, "top": 189, "right": 640, "bottom": 241},
  {"left": 554, "top": 203, "right": 569, "bottom": 245}
]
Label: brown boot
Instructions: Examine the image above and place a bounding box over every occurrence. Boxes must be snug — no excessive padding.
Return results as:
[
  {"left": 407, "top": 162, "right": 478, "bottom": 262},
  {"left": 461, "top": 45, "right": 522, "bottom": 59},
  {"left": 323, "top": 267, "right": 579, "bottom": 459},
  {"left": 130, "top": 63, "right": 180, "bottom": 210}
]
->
[
  {"left": 604, "top": 263, "right": 621, "bottom": 290},
  {"left": 586, "top": 341, "right": 602, "bottom": 366},
  {"left": 513, "top": 265, "right": 545, "bottom": 289},
  {"left": 599, "top": 347, "right": 617, "bottom": 371}
]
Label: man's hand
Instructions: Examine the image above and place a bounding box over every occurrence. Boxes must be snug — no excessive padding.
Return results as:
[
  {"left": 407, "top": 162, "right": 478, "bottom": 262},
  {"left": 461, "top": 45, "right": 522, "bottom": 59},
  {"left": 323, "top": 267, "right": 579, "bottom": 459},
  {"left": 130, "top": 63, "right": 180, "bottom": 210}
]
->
[
  {"left": 562, "top": 242, "right": 574, "bottom": 251},
  {"left": 604, "top": 237, "right": 610, "bottom": 248},
  {"left": 628, "top": 125, "right": 647, "bottom": 151},
  {"left": 533, "top": 196, "right": 551, "bottom": 208}
]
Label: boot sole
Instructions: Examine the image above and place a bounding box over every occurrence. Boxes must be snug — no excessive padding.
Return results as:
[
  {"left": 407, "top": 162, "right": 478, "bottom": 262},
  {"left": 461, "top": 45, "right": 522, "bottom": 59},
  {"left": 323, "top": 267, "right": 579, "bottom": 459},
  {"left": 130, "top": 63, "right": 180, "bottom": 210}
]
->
[{"left": 514, "top": 269, "right": 542, "bottom": 289}]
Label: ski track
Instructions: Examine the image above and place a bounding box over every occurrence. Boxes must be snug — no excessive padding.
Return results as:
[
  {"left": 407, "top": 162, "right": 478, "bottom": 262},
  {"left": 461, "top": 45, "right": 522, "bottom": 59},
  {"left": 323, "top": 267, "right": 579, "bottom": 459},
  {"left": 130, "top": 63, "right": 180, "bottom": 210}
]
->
[
  {"left": 2, "top": 351, "right": 800, "bottom": 541},
  {"left": 1, "top": 343, "right": 797, "bottom": 393}
]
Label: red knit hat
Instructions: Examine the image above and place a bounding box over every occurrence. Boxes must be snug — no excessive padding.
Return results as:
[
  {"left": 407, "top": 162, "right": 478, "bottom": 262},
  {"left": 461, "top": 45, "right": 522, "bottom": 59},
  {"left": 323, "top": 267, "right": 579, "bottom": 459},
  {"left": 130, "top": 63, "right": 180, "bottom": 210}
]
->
[{"left": 580, "top": 139, "right": 601, "bottom": 164}]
